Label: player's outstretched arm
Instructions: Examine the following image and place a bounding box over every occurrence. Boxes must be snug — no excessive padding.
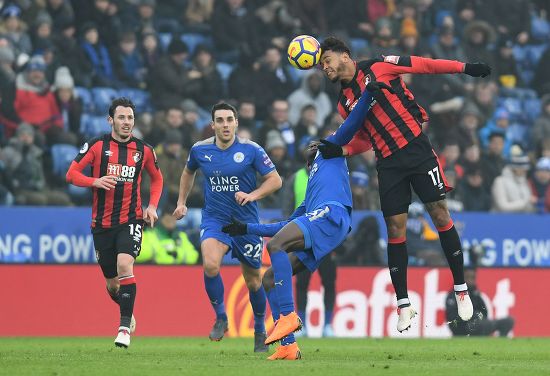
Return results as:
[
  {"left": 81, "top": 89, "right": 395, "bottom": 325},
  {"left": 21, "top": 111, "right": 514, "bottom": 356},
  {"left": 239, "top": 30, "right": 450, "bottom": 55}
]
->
[
  {"left": 235, "top": 170, "right": 282, "bottom": 206},
  {"left": 173, "top": 167, "right": 196, "bottom": 219}
]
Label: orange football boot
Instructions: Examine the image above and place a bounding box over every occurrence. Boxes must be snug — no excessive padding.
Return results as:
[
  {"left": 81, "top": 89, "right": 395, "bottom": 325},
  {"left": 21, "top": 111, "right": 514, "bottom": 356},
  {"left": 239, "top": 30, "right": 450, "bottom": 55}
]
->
[
  {"left": 267, "top": 342, "right": 302, "bottom": 360},
  {"left": 265, "top": 312, "right": 302, "bottom": 345}
]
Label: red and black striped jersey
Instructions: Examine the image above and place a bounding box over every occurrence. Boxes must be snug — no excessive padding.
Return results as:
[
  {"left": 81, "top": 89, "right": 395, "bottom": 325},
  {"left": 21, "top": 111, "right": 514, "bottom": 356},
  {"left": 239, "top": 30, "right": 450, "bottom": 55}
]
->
[
  {"left": 66, "top": 134, "right": 163, "bottom": 230},
  {"left": 337, "top": 55, "right": 465, "bottom": 159}
]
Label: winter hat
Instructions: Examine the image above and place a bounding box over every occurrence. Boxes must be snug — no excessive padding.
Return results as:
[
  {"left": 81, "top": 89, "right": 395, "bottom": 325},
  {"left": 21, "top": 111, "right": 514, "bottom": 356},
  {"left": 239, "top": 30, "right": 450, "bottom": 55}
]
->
[
  {"left": 265, "top": 130, "right": 286, "bottom": 152},
  {"left": 26, "top": 55, "right": 46, "bottom": 71},
  {"left": 535, "top": 157, "right": 550, "bottom": 171},
  {"left": 181, "top": 99, "right": 198, "bottom": 113},
  {"left": 1, "top": 4, "right": 21, "bottom": 19},
  {"left": 0, "top": 46, "right": 15, "bottom": 64},
  {"left": 508, "top": 145, "right": 530, "bottom": 169},
  {"left": 54, "top": 66, "right": 74, "bottom": 89},
  {"left": 16, "top": 123, "right": 34, "bottom": 137},
  {"left": 167, "top": 38, "right": 189, "bottom": 55},
  {"left": 494, "top": 107, "right": 509, "bottom": 120}
]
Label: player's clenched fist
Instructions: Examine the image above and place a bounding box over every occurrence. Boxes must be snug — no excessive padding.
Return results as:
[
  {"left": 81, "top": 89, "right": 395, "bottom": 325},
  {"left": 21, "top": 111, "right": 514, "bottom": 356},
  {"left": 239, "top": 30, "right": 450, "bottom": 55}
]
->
[
  {"left": 172, "top": 204, "right": 188, "bottom": 220},
  {"left": 92, "top": 175, "right": 117, "bottom": 190}
]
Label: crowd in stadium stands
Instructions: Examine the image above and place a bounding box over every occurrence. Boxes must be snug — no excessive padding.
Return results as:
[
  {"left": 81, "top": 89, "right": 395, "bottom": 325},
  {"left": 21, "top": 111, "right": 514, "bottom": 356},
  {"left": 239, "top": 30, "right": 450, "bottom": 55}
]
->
[{"left": 0, "top": 1, "right": 549, "bottom": 230}]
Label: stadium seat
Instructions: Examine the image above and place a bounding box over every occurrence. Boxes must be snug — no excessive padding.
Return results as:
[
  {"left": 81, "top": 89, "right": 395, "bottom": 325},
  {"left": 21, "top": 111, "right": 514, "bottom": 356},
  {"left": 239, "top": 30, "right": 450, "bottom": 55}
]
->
[
  {"left": 74, "top": 86, "right": 94, "bottom": 114},
  {"left": 91, "top": 87, "right": 119, "bottom": 115},
  {"left": 118, "top": 88, "right": 152, "bottom": 113},
  {"left": 80, "top": 114, "right": 111, "bottom": 138},
  {"left": 497, "top": 97, "right": 523, "bottom": 122},
  {"left": 51, "top": 144, "right": 79, "bottom": 177},
  {"left": 158, "top": 32, "right": 172, "bottom": 51},
  {"left": 216, "top": 62, "right": 234, "bottom": 82},
  {"left": 350, "top": 38, "right": 369, "bottom": 55},
  {"left": 181, "top": 33, "right": 213, "bottom": 55},
  {"left": 508, "top": 123, "right": 529, "bottom": 145},
  {"left": 523, "top": 98, "right": 542, "bottom": 123}
]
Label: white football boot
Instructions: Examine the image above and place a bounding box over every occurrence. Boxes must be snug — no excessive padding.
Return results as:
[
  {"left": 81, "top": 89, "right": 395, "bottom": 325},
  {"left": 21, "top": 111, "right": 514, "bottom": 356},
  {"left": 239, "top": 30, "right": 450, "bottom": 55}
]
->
[
  {"left": 397, "top": 306, "right": 417, "bottom": 332},
  {"left": 114, "top": 326, "right": 131, "bottom": 348},
  {"left": 456, "top": 291, "right": 474, "bottom": 321}
]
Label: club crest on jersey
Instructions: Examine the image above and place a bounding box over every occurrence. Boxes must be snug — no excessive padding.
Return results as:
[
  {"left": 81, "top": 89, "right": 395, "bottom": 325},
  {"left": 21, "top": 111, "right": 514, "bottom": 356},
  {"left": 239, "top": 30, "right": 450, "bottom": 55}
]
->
[
  {"left": 233, "top": 152, "right": 244, "bottom": 163},
  {"left": 384, "top": 55, "right": 400, "bottom": 65},
  {"left": 132, "top": 151, "right": 141, "bottom": 163},
  {"left": 79, "top": 142, "right": 88, "bottom": 154},
  {"left": 364, "top": 74, "right": 371, "bottom": 85}
]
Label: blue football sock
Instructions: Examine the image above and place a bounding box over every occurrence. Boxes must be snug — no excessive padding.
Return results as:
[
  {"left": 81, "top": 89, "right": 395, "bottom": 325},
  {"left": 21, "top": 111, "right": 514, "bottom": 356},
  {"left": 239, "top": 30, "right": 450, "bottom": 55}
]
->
[
  {"left": 270, "top": 251, "right": 294, "bottom": 315},
  {"left": 203, "top": 273, "right": 227, "bottom": 321},
  {"left": 324, "top": 310, "right": 333, "bottom": 327},
  {"left": 249, "top": 286, "right": 266, "bottom": 333},
  {"left": 281, "top": 333, "right": 296, "bottom": 346},
  {"left": 266, "top": 287, "right": 280, "bottom": 322}
]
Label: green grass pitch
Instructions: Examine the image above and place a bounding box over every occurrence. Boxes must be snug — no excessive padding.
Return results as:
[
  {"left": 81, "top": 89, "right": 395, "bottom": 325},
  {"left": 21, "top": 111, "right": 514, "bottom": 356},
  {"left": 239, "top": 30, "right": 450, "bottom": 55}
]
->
[{"left": 1, "top": 337, "right": 549, "bottom": 375}]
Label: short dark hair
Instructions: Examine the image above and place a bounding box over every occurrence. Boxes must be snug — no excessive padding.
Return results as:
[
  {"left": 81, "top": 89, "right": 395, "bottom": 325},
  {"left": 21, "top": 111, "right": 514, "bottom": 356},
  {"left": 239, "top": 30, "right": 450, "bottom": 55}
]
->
[
  {"left": 109, "top": 97, "right": 136, "bottom": 118},
  {"left": 320, "top": 36, "right": 351, "bottom": 57},
  {"left": 488, "top": 131, "right": 505, "bottom": 141},
  {"left": 211, "top": 102, "right": 238, "bottom": 121}
]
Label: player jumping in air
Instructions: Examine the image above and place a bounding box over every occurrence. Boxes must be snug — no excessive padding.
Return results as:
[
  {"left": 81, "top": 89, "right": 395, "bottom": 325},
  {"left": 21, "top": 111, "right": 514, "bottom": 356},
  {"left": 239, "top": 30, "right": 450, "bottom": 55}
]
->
[
  {"left": 173, "top": 102, "right": 282, "bottom": 352},
  {"left": 222, "top": 82, "right": 389, "bottom": 360},
  {"left": 66, "top": 97, "right": 163, "bottom": 348},
  {"left": 317, "top": 37, "right": 491, "bottom": 332}
]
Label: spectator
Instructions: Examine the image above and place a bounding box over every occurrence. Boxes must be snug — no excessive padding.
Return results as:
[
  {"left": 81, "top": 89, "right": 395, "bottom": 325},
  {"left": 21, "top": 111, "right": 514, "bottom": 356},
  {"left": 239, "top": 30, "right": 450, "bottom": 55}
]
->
[
  {"left": 236, "top": 99, "right": 257, "bottom": 135},
  {"left": 493, "top": 38, "right": 521, "bottom": 88},
  {"left": 31, "top": 12, "right": 54, "bottom": 52},
  {"left": 0, "top": 44, "right": 19, "bottom": 136},
  {"left": 462, "top": 20, "right": 495, "bottom": 69},
  {"left": 85, "top": 0, "right": 122, "bottom": 48},
  {"left": 141, "top": 209, "right": 200, "bottom": 265},
  {"left": 0, "top": 5, "right": 32, "bottom": 59},
  {"left": 291, "top": 0, "right": 327, "bottom": 36},
  {"left": 189, "top": 44, "right": 223, "bottom": 108},
  {"left": 184, "top": 0, "right": 214, "bottom": 33},
  {"left": 492, "top": 0, "right": 530, "bottom": 44},
  {"left": 140, "top": 30, "right": 161, "bottom": 75},
  {"left": 150, "top": 105, "right": 196, "bottom": 149},
  {"left": 52, "top": 66, "right": 81, "bottom": 143},
  {"left": 454, "top": 104, "right": 482, "bottom": 151},
  {"left": 264, "top": 129, "right": 294, "bottom": 180},
  {"left": 440, "top": 141, "right": 464, "bottom": 179},
  {"left": 51, "top": 15, "right": 92, "bottom": 87},
  {"left": 398, "top": 17, "right": 420, "bottom": 56},
  {"left": 532, "top": 95, "right": 550, "bottom": 152},
  {"left": 367, "top": 17, "right": 400, "bottom": 57},
  {"left": 0, "top": 152, "right": 14, "bottom": 205},
  {"left": 257, "top": 99, "right": 295, "bottom": 158},
  {"left": 479, "top": 108, "right": 513, "bottom": 158},
  {"left": 339, "top": 215, "right": 384, "bottom": 266},
  {"left": 153, "top": 130, "right": 188, "bottom": 206},
  {"left": 533, "top": 46, "right": 550, "bottom": 96},
  {"left": 227, "top": 46, "right": 260, "bottom": 103},
  {"left": 135, "top": 0, "right": 159, "bottom": 34},
  {"left": 492, "top": 147, "right": 535, "bottom": 212},
  {"left": 255, "top": 46, "right": 294, "bottom": 117},
  {"left": 462, "top": 81, "right": 498, "bottom": 126},
  {"left": 46, "top": 0, "right": 75, "bottom": 34},
  {"left": 287, "top": 69, "right": 332, "bottom": 127},
  {"left": 80, "top": 22, "right": 116, "bottom": 87},
  {"left": 1, "top": 123, "right": 72, "bottom": 206},
  {"left": 112, "top": 30, "right": 146, "bottom": 88},
  {"left": 446, "top": 265, "right": 514, "bottom": 337},
  {"left": 14, "top": 55, "right": 64, "bottom": 145},
  {"left": 210, "top": 0, "right": 254, "bottom": 62},
  {"left": 460, "top": 143, "right": 482, "bottom": 172},
  {"left": 480, "top": 132, "right": 506, "bottom": 192},
  {"left": 293, "top": 104, "right": 319, "bottom": 148},
  {"left": 252, "top": 0, "right": 296, "bottom": 51},
  {"left": 459, "top": 165, "right": 492, "bottom": 211},
  {"left": 529, "top": 157, "right": 550, "bottom": 213},
  {"left": 148, "top": 38, "right": 199, "bottom": 110}
]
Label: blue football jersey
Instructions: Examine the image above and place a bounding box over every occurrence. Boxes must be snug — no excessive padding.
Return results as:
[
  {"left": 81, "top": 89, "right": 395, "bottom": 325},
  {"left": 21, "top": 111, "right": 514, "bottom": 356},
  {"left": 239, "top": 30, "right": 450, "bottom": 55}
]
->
[{"left": 186, "top": 136, "right": 276, "bottom": 222}]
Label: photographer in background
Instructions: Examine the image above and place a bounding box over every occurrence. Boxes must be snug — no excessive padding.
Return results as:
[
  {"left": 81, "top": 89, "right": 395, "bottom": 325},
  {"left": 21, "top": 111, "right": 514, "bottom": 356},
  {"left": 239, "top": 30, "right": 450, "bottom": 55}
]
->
[{"left": 445, "top": 249, "right": 514, "bottom": 337}]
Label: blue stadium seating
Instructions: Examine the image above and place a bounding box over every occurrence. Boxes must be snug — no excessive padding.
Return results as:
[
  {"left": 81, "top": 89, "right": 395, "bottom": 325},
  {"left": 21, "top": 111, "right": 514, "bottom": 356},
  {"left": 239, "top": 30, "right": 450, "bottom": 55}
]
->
[
  {"left": 74, "top": 86, "right": 94, "bottom": 113},
  {"left": 497, "top": 97, "right": 523, "bottom": 122},
  {"left": 158, "top": 32, "right": 172, "bottom": 51},
  {"left": 51, "top": 144, "right": 79, "bottom": 177},
  {"left": 181, "top": 33, "right": 213, "bottom": 55},
  {"left": 216, "top": 62, "right": 234, "bottom": 82},
  {"left": 80, "top": 114, "right": 111, "bottom": 138},
  {"left": 118, "top": 88, "right": 152, "bottom": 113},
  {"left": 91, "top": 87, "right": 119, "bottom": 115},
  {"left": 523, "top": 98, "right": 542, "bottom": 123}
]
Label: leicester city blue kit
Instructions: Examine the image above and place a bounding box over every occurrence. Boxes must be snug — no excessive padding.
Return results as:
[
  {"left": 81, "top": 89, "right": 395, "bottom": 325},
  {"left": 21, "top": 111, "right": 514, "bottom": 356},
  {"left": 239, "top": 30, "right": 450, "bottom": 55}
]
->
[
  {"left": 187, "top": 136, "right": 276, "bottom": 268},
  {"left": 247, "top": 89, "right": 375, "bottom": 271}
]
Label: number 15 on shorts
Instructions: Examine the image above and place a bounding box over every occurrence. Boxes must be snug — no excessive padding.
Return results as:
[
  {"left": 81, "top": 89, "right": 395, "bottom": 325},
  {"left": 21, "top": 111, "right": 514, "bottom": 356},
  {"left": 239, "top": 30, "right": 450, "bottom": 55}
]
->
[{"left": 428, "top": 167, "right": 444, "bottom": 190}]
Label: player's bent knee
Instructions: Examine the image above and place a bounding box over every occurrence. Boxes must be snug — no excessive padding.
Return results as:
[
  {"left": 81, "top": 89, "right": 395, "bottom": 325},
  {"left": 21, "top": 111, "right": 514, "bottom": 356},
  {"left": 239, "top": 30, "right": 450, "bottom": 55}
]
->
[{"left": 203, "top": 261, "right": 221, "bottom": 277}]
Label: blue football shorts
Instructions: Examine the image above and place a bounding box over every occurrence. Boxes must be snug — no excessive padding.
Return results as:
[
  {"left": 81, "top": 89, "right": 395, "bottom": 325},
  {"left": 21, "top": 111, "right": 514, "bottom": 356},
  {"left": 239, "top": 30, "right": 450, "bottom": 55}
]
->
[
  {"left": 200, "top": 216, "right": 263, "bottom": 269},
  {"left": 292, "top": 203, "right": 351, "bottom": 272}
]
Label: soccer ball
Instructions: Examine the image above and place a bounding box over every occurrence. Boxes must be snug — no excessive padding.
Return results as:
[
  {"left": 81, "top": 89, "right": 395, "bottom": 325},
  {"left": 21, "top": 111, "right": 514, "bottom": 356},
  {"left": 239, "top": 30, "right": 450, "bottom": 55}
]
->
[{"left": 287, "top": 35, "right": 321, "bottom": 70}]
